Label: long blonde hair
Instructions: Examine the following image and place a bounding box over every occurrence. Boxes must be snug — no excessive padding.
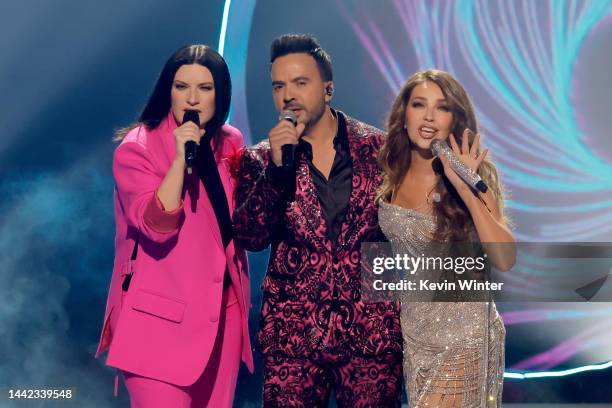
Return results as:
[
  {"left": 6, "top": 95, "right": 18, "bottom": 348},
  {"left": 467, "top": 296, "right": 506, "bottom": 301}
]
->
[{"left": 378, "top": 69, "right": 507, "bottom": 241}]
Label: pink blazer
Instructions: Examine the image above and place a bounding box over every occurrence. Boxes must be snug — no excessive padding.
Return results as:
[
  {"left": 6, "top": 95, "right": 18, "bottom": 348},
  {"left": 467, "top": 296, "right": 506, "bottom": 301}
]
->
[{"left": 96, "top": 112, "right": 253, "bottom": 386}]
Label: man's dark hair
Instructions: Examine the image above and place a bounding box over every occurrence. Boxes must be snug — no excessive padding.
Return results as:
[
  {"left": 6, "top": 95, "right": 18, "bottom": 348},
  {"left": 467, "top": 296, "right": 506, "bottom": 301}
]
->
[{"left": 270, "top": 34, "right": 333, "bottom": 82}]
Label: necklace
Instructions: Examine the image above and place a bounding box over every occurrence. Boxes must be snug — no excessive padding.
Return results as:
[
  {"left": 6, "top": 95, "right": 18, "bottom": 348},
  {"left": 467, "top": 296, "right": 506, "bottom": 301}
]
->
[
  {"left": 427, "top": 185, "right": 442, "bottom": 204},
  {"left": 395, "top": 182, "right": 440, "bottom": 212}
]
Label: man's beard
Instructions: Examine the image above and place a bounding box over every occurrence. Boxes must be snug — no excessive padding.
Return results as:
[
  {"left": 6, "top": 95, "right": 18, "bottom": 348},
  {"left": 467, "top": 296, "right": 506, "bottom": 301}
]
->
[{"left": 302, "top": 98, "right": 326, "bottom": 134}]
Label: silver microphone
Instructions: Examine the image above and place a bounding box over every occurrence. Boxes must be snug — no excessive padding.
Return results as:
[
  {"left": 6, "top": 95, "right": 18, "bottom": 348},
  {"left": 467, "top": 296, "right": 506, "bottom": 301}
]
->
[
  {"left": 278, "top": 109, "right": 297, "bottom": 125},
  {"left": 430, "top": 139, "right": 488, "bottom": 193},
  {"left": 279, "top": 109, "right": 298, "bottom": 171}
]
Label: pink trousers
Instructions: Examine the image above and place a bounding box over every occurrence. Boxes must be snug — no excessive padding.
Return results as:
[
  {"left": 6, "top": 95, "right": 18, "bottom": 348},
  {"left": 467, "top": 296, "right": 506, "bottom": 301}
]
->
[{"left": 122, "top": 286, "right": 242, "bottom": 408}]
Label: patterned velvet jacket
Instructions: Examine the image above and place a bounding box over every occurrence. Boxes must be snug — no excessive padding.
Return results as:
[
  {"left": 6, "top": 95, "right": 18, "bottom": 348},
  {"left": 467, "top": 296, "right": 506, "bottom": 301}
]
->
[{"left": 234, "top": 111, "right": 401, "bottom": 358}]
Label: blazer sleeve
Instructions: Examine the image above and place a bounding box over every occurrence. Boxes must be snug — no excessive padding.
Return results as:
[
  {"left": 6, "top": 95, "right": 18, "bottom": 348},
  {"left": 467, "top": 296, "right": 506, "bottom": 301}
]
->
[
  {"left": 232, "top": 142, "right": 284, "bottom": 252},
  {"left": 113, "top": 139, "right": 184, "bottom": 243}
]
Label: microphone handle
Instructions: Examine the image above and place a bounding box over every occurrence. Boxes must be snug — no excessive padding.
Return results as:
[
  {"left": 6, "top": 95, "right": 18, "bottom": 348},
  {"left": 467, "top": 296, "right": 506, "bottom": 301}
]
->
[
  {"left": 185, "top": 140, "right": 197, "bottom": 170},
  {"left": 281, "top": 144, "right": 296, "bottom": 171},
  {"left": 443, "top": 149, "right": 488, "bottom": 193}
]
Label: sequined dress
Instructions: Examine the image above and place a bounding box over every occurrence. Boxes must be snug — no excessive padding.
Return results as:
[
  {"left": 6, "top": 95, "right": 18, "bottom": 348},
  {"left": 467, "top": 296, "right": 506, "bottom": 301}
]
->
[{"left": 379, "top": 201, "right": 505, "bottom": 407}]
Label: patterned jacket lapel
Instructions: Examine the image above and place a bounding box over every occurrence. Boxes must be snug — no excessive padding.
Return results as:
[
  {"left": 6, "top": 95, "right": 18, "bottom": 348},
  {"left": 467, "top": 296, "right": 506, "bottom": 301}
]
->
[
  {"left": 337, "top": 114, "right": 381, "bottom": 251},
  {"left": 289, "top": 152, "right": 331, "bottom": 250},
  {"left": 288, "top": 112, "right": 382, "bottom": 253}
]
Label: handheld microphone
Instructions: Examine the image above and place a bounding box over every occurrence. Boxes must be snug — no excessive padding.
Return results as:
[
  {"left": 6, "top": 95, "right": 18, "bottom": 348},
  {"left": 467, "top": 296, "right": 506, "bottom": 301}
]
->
[
  {"left": 183, "top": 110, "right": 200, "bottom": 175},
  {"left": 278, "top": 109, "right": 298, "bottom": 171},
  {"left": 430, "top": 139, "right": 488, "bottom": 193}
]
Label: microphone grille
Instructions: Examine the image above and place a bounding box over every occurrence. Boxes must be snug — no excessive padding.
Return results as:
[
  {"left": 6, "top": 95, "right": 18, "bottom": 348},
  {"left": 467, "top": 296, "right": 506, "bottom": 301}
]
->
[
  {"left": 279, "top": 109, "right": 297, "bottom": 126},
  {"left": 430, "top": 139, "right": 446, "bottom": 157},
  {"left": 183, "top": 110, "right": 200, "bottom": 126}
]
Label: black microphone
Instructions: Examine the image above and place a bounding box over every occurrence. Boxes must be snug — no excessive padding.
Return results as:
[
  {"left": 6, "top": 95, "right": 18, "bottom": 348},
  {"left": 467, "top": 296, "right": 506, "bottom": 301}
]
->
[
  {"left": 430, "top": 139, "right": 488, "bottom": 193},
  {"left": 278, "top": 109, "right": 298, "bottom": 171},
  {"left": 182, "top": 110, "right": 200, "bottom": 174}
]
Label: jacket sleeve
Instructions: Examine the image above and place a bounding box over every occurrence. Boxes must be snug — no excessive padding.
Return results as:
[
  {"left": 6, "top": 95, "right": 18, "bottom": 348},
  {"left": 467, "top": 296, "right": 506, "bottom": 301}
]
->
[
  {"left": 113, "top": 140, "right": 184, "bottom": 243},
  {"left": 232, "top": 142, "right": 284, "bottom": 252}
]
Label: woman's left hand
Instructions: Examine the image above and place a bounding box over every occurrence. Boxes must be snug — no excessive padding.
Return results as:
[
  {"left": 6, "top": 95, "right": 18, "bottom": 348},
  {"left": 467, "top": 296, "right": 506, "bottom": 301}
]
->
[{"left": 438, "top": 128, "right": 488, "bottom": 194}]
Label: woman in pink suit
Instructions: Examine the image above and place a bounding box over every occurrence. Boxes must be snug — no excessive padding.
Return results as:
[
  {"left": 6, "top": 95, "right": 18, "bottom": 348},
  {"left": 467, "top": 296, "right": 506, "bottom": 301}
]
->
[{"left": 96, "top": 44, "right": 253, "bottom": 407}]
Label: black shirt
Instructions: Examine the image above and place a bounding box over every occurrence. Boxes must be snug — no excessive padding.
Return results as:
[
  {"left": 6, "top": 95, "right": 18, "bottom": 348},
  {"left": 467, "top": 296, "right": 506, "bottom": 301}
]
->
[{"left": 268, "top": 110, "right": 352, "bottom": 242}]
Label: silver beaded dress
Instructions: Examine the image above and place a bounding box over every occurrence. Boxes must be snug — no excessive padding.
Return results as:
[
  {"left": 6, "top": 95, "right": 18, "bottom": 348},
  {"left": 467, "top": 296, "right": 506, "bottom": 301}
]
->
[{"left": 379, "top": 201, "right": 505, "bottom": 407}]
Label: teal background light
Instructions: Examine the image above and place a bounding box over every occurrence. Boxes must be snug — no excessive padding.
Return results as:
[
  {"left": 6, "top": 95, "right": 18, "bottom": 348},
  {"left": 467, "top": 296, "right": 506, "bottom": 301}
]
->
[{"left": 218, "top": 0, "right": 612, "bottom": 392}]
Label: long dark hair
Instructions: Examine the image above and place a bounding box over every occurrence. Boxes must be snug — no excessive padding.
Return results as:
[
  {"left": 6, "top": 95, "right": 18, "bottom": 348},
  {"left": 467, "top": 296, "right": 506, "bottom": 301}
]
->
[
  {"left": 115, "top": 44, "right": 232, "bottom": 153},
  {"left": 378, "top": 69, "right": 507, "bottom": 241}
]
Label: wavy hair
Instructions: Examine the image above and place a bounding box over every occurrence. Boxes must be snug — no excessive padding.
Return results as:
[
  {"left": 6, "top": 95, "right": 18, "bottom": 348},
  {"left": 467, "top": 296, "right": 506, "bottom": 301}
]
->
[{"left": 377, "top": 69, "right": 507, "bottom": 241}]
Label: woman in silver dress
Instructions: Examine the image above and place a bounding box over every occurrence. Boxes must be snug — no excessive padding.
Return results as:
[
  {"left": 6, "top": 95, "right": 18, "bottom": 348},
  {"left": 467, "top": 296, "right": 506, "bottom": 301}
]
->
[{"left": 377, "top": 70, "right": 516, "bottom": 407}]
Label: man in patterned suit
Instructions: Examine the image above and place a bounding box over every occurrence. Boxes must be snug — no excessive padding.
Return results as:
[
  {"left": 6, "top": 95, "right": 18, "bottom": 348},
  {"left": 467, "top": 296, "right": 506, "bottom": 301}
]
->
[{"left": 234, "top": 34, "right": 402, "bottom": 407}]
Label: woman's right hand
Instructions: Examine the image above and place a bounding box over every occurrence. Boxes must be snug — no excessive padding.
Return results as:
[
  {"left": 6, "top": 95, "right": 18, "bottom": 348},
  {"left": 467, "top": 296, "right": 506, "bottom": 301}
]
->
[
  {"left": 173, "top": 121, "right": 205, "bottom": 164},
  {"left": 155, "top": 121, "right": 205, "bottom": 211}
]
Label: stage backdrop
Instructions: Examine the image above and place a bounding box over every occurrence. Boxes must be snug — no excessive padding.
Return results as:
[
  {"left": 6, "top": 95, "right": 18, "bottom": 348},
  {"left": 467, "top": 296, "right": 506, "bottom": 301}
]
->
[{"left": 1, "top": 0, "right": 611, "bottom": 406}]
